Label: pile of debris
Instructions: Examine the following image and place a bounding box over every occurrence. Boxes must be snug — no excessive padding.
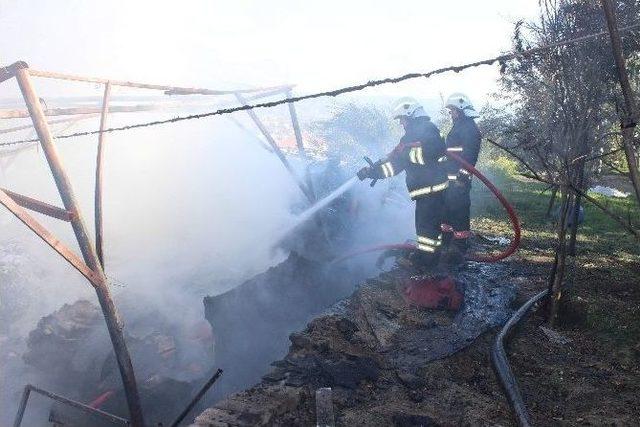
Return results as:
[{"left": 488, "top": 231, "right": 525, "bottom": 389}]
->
[
  {"left": 194, "top": 262, "right": 517, "bottom": 426},
  {"left": 16, "top": 250, "right": 363, "bottom": 425},
  {"left": 21, "top": 300, "right": 204, "bottom": 425},
  {"left": 203, "top": 251, "right": 363, "bottom": 399}
]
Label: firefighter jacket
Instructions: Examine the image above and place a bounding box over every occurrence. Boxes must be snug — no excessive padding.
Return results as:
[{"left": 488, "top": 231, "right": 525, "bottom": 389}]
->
[
  {"left": 370, "top": 117, "right": 449, "bottom": 200},
  {"left": 445, "top": 116, "right": 481, "bottom": 181}
]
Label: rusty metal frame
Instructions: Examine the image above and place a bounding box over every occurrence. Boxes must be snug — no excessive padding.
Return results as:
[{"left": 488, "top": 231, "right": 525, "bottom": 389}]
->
[
  {"left": 0, "top": 61, "right": 145, "bottom": 426},
  {"left": 95, "top": 81, "right": 111, "bottom": 267},
  {"left": 0, "top": 188, "right": 75, "bottom": 221},
  {"left": 13, "top": 384, "right": 129, "bottom": 427},
  {"left": 1, "top": 61, "right": 312, "bottom": 427}
]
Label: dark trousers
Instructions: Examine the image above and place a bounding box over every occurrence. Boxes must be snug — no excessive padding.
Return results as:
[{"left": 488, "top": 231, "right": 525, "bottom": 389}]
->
[
  {"left": 445, "top": 178, "right": 471, "bottom": 248},
  {"left": 414, "top": 191, "right": 445, "bottom": 265}
]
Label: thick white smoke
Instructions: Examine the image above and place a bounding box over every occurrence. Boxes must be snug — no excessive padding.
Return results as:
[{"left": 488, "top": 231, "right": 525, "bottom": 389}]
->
[{"left": 0, "top": 77, "right": 443, "bottom": 424}]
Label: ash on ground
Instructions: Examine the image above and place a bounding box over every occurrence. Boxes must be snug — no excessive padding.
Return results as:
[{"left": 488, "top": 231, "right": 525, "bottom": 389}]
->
[{"left": 194, "top": 262, "right": 517, "bottom": 426}]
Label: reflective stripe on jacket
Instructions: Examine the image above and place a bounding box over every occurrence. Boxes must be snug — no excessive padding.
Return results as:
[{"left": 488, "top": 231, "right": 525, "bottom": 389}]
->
[{"left": 370, "top": 117, "right": 448, "bottom": 199}]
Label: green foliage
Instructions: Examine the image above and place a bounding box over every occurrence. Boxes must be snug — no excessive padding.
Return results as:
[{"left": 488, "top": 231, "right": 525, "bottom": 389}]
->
[{"left": 480, "top": 0, "right": 640, "bottom": 181}]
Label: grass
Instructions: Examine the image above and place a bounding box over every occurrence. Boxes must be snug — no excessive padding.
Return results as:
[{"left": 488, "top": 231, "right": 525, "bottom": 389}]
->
[
  {"left": 471, "top": 156, "right": 640, "bottom": 256},
  {"left": 470, "top": 156, "right": 640, "bottom": 348}
]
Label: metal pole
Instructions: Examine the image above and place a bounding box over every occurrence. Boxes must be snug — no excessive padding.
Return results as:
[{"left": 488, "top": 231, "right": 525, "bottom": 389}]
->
[
  {"left": 286, "top": 89, "right": 317, "bottom": 202},
  {"left": 95, "top": 81, "right": 111, "bottom": 268},
  {"left": 286, "top": 89, "right": 307, "bottom": 159},
  {"left": 14, "top": 385, "right": 130, "bottom": 426},
  {"left": 601, "top": 0, "right": 640, "bottom": 206},
  {"left": 169, "top": 369, "right": 223, "bottom": 427},
  {"left": 234, "top": 92, "right": 314, "bottom": 203},
  {"left": 12, "top": 385, "right": 31, "bottom": 427},
  {"left": 13, "top": 65, "right": 145, "bottom": 427}
]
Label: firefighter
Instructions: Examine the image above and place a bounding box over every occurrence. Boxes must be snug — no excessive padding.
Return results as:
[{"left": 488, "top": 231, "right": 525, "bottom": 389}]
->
[
  {"left": 357, "top": 98, "right": 449, "bottom": 268},
  {"left": 443, "top": 93, "right": 481, "bottom": 253}
]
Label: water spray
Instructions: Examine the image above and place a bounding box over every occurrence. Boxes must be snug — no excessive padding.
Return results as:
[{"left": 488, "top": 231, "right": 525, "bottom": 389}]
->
[{"left": 277, "top": 176, "right": 359, "bottom": 241}]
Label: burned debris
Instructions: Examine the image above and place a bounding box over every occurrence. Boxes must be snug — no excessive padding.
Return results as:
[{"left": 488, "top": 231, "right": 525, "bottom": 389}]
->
[
  {"left": 194, "top": 261, "right": 517, "bottom": 426},
  {"left": 203, "top": 251, "right": 362, "bottom": 397},
  {"left": 2, "top": 2, "right": 639, "bottom": 425}
]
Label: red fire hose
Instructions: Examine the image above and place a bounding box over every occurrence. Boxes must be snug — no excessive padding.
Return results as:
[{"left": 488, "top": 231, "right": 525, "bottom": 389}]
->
[
  {"left": 335, "top": 151, "right": 521, "bottom": 264},
  {"left": 448, "top": 151, "right": 521, "bottom": 262}
]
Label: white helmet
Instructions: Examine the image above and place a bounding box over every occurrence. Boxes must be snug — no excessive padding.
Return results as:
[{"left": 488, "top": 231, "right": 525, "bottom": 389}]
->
[
  {"left": 445, "top": 93, "right": 479, "bottom": 118},
  {"left": 392, "top": 97, "right": 429, "bottom": 120}
]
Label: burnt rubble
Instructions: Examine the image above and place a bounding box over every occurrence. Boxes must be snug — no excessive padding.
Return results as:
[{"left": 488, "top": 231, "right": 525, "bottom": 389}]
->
[
  {"left": 203, "top": 251, "right": 363, "bottom": 398},
  {"left": 17, "top": 246, "right": 518, "bottom": 426},
  {"left": 21, "top": 300, "right": 205, "bottom": 425},
  {"left": 194, "top": 262, "right": 517, "bottom": 426}
]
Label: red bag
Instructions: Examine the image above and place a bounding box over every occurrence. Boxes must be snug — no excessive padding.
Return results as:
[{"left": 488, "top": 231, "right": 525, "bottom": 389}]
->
[{"left": 403, "top": 275, "right": 464, "bottom": 311}]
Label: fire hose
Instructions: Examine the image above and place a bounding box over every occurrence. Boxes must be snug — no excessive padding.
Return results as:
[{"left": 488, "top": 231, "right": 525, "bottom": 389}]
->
[{"left": 336, "top": 151, "right": 521, "bottom": 263}]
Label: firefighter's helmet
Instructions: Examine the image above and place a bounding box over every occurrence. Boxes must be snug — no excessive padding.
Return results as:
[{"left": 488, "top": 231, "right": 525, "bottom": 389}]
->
[
  {"left": 392, "top": 97, "right": 429, "bottom": 120},
  {"left": 445, "top": 93, "right": 479, "bottom": 118}
]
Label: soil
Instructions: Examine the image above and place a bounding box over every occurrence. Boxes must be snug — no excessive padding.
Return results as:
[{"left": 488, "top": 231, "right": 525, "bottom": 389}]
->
[{"left": 193, "top": 237, "right": 640, "bottom": 426}]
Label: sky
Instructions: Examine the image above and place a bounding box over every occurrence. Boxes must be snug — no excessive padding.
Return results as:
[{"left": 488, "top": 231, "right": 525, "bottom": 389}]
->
[{"left": 0, "top": 0, "right": 539, "bottom": 104}]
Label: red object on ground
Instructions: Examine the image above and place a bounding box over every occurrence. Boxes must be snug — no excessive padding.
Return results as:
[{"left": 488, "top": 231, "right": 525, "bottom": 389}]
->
[
  {"left": 88, "top": 390, "right": 114, "bottom": 409},
  {"left": 403, "top": 276, "right": 464, "bottom": 311}
]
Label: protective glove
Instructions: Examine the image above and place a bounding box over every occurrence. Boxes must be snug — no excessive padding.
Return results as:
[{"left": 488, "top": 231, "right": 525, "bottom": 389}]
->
[{"left": 357, "top": 166, "right": 373, "bottom": 181}]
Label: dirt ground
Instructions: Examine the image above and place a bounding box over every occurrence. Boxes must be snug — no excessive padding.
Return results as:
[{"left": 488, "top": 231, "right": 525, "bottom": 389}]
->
[
  {"left": 192, "top": 168, "right": 640, "bottom": 426},
  {"left": 506, "top": 255, "right": 640, "bottom": 426},
  {"left": 193, "top": 232, "right": 639, "bottom": 426}
]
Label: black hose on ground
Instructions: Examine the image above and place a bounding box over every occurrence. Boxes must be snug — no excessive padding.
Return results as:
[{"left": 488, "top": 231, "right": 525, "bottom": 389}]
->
[{"left": 491, "top": 289, "right": 549, "bottom": 427}]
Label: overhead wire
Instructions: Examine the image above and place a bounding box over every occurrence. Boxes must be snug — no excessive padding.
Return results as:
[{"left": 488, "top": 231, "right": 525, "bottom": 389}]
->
[{"left": 1, "top": 22, "right": 639, "bottom": 148}]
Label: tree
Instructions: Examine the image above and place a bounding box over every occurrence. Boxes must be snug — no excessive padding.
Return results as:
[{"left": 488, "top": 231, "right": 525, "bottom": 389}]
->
[{"left": 481, "top": 0, "right": 640, "bottom": 325}]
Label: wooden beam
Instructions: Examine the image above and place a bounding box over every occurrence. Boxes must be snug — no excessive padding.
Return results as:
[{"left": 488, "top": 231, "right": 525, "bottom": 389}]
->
[
  {"left": 234, "top": 93, "right": 314, "bottom": 203},
  {"left": 0, "top": 114, "right": 100, "bottom": 135},
  {"left": 0, "top": 61, "right": 27, "bottom": 84},
  {"left": 286, "top": 89, "right": 316, "bottom": 202},
  {"left": 242, "top": 86, "right": 294, "bottom": 102},
  {"left": 286, "top": 89, "right": 307, "bottom": 158},
  {"left": 1, "top": 188, "right": 74, "bottom": 221},
  {"left": 165, "top": 84, "right": 293, "bottom": 96}
]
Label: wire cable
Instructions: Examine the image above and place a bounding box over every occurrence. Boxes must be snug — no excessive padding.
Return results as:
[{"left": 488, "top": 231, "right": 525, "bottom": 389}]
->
[{"left": 1, "top": 22, "right": 638, "bottom": 148}]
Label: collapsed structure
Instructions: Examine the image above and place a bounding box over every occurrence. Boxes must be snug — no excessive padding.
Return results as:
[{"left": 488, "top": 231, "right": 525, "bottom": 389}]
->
[
  {"left": 0, "top": 61, "right": 316, "bottom": 426},
  {"left": 195, "top": 258, "right": 517, "bottom": 426},
  {"left": 2, "top": 60, "right": 524, "bottom": 426}
]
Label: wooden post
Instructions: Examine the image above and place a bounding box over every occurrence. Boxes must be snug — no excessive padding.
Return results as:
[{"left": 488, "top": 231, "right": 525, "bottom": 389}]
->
[
  {"left": 95, "top": 81, "right": 111, "bottom": 268},
  {"left": 234, "top": 92, "right": 314, "bottom": 203},
  {"left": 13, "top": 65, "right": 144, "bottom": 427},
  {"left": 601, "top": 0, "right": 640, "bottom": 206}
]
